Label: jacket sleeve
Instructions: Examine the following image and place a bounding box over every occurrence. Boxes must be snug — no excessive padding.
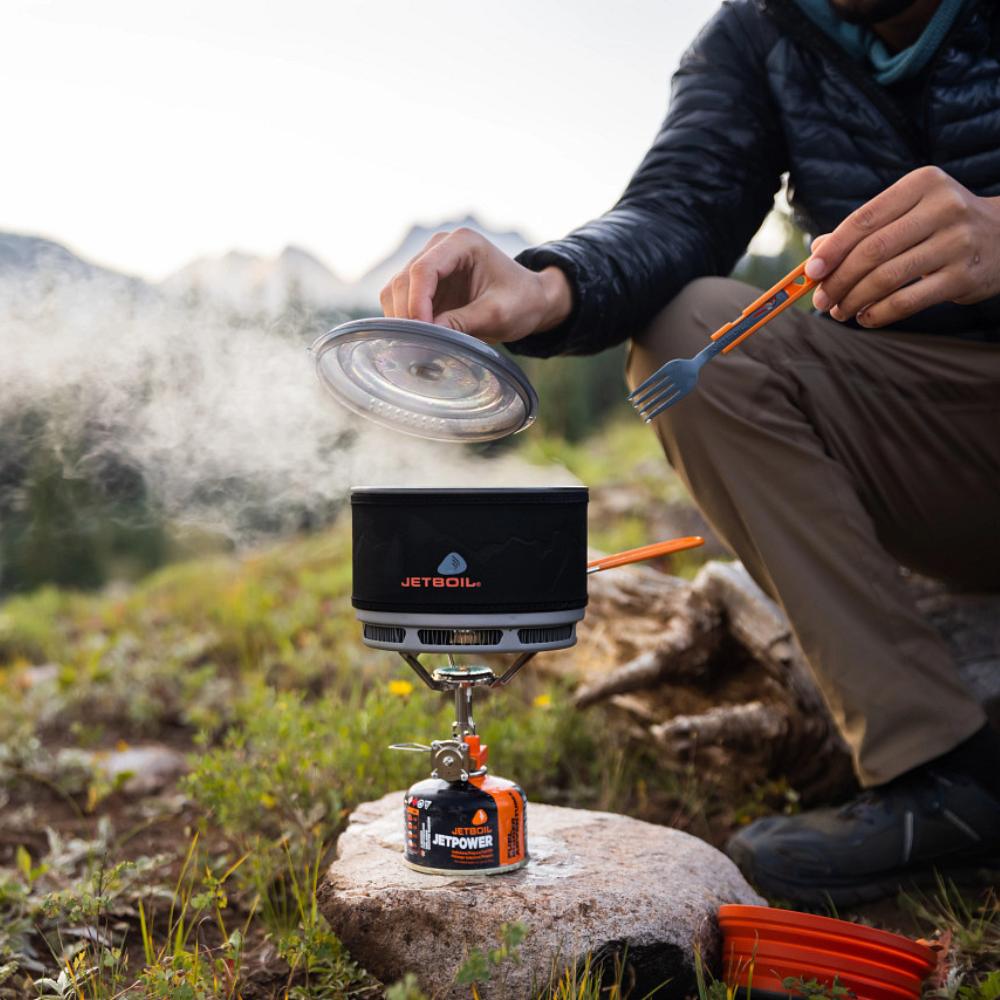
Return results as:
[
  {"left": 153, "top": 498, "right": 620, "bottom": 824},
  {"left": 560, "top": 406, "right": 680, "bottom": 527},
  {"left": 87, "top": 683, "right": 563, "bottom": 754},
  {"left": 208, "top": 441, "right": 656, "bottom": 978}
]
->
[{"left": 509, "top": 1, "right": 787, "bottom": 358}]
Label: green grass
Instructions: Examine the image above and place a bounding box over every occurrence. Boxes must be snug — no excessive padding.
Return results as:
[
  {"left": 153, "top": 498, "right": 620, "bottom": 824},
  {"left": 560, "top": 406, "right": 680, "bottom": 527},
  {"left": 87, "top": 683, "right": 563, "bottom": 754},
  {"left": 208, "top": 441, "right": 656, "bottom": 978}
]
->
[{"left": 905, "top": 880, "right": 1000, "bottom": 998}]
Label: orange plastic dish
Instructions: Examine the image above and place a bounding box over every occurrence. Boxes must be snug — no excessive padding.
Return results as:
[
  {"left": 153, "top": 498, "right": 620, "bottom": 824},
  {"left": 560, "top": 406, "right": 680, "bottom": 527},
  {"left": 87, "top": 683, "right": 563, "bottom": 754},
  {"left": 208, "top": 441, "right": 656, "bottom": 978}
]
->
[{"left": 718, "top": 905, "right": 936, "bottom": 1000}]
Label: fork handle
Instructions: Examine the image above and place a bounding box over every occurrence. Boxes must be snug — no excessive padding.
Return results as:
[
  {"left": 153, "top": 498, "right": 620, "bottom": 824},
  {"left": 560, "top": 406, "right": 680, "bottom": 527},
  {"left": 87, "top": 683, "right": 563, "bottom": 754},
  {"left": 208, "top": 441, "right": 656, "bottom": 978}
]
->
[{"left": 710, "top": 261, "right": 815, "bottom": 354}]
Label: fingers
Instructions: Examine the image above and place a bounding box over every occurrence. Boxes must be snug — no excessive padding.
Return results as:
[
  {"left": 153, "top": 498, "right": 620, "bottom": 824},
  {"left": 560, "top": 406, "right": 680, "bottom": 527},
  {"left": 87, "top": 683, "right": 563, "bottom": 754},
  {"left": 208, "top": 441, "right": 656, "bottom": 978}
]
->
[
  {"left": 805, "top": 169, "right": 928, "bottom": 282},
  {"left": 808, "top": 234, "right": 829, "bottom": 309},
  {"left": 830, "top": 238, "right": 940, "bottom": 320},
  {"left": 818, "top": 208, "right": 941, "bottom": 318},
  {"left": 854, "top": 270, "right": 953, "bottom": 328},
  {"left": 379, "top": 280, "right": 395, "bottom": 317},
  {"left": 391, "top": 271, "right": 410, "bottom": 318},
  {"left": 379, "top": 231, "right": 450, "bottom": 318},
  {"left": 408, "top": 234, "right": 467, "bottom": 323},
  {"left": 434, "top": 294, "right": 506, "bottom": 336}
]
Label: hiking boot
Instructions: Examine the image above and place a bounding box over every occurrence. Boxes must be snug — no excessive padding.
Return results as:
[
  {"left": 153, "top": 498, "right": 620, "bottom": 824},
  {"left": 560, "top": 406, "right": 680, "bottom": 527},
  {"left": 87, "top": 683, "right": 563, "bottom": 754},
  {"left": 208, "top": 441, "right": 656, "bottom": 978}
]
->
[{"left": 725, "top": 766, "right": 1000, "bottom": 906}]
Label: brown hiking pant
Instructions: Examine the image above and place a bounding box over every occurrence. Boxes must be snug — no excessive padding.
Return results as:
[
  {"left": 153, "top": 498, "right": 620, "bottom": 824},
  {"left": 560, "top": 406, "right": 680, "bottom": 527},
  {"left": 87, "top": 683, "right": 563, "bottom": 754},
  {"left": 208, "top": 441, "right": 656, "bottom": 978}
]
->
[{"left": 627, "top": 277, "right": 1000, "bottom": 787}]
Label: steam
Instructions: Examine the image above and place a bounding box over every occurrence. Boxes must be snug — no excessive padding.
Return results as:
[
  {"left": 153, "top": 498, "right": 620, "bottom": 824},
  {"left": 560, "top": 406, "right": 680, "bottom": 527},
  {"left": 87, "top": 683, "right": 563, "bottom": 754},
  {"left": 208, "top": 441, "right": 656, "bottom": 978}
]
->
[{"left": 0, "top": 268, "right": 574, "bottom": 546}]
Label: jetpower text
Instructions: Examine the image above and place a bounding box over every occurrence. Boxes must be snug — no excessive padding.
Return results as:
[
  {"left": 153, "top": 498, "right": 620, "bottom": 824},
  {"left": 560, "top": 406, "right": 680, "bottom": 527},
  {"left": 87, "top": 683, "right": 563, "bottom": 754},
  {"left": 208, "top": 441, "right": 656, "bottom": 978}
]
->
[{"left": 432, "top": 833, "right": 494, "bottom": 849}]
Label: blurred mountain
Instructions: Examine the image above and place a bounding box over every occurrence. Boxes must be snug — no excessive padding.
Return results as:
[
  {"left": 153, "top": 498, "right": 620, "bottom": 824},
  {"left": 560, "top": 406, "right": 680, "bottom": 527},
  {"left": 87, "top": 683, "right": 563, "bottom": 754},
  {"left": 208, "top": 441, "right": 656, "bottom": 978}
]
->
[
  {"left": 0, "top": 232, "right": 147, "bottom": 295},
  {"left": 351, "top": 214, "right": 530, "bottom": 307},
  {"left": 161, "top": 244, "right": 350, "bottom": 316},
  {"left": 161, "top": 215, "right": 531, "bottom": 313},
  {"left": 0, "top": 216, "right": 533, "bottom": 316}
]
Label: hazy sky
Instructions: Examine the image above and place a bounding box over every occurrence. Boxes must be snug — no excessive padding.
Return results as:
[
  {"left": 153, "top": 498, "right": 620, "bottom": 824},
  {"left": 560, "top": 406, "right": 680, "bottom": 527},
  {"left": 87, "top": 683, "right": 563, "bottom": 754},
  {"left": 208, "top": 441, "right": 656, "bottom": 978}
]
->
[{"left": 5, "top": 0, "right": 726, "bottom": 282}]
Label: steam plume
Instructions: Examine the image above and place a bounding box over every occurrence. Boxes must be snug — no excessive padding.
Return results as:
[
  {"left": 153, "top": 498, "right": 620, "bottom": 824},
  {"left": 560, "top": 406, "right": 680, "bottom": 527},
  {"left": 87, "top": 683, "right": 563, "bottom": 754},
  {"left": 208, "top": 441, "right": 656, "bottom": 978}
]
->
[{"left": 0, "top": 267, "right": 572, "bottom": 547}]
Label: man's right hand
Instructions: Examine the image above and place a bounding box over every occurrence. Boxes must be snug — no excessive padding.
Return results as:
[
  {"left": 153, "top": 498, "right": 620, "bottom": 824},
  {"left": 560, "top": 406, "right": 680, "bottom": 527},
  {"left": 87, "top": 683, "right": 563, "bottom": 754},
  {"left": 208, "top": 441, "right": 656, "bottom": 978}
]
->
[{"left": 379, "top": 228, "right": 572, "bottom": 344}]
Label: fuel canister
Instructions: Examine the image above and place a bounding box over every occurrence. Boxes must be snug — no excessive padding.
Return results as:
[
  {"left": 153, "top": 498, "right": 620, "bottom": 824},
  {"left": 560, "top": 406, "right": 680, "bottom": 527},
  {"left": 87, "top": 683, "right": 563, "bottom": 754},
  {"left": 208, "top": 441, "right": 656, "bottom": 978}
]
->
[{"left": 403, "top": 773, "right": 527, "bottom": 875}]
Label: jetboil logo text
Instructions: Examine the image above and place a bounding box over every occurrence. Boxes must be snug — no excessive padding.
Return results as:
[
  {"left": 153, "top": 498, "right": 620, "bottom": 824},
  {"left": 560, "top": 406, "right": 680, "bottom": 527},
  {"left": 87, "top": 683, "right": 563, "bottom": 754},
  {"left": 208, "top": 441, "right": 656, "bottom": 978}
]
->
[
  {"left": 400, "top": 551, "right": 482, "bottom": 589},
  {"left": 431, "top": 807, "right": 494, "bottom": 850}
]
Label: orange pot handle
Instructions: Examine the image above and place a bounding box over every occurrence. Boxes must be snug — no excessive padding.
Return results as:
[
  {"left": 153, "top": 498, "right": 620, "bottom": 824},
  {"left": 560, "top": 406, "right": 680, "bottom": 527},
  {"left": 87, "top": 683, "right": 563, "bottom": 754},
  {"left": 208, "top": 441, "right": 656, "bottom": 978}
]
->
[{"left": 587, "top": 536, "right": 704, "bottom": 574}]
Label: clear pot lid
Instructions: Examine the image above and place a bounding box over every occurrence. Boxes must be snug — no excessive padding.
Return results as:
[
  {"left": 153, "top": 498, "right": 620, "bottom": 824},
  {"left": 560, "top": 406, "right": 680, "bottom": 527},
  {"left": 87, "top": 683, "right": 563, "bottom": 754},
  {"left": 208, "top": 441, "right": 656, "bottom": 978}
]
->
[{"left": 310, "top": 318, "right": 538, "bottom": 443}]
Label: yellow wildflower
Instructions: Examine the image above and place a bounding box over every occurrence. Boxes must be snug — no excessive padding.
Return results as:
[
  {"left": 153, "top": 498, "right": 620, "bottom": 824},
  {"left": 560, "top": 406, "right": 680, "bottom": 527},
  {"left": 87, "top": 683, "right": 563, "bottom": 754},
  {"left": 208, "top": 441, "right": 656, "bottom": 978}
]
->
[
  {"left": 389, "top": 679, "right": 414, "bottom": 698},
  {"left": 533, "top": 693, "right": 552, "bottom": 709}
]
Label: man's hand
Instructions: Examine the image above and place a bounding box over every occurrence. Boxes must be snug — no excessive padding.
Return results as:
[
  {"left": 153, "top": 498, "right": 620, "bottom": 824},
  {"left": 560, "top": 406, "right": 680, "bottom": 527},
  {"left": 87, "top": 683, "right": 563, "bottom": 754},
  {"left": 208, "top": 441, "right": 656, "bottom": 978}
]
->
[
  {"left": 379, "top": 228, "right": 572, "bottom": 343},
  {"left": 805, "top": 166, "right": 1000, "bottom": 327}
]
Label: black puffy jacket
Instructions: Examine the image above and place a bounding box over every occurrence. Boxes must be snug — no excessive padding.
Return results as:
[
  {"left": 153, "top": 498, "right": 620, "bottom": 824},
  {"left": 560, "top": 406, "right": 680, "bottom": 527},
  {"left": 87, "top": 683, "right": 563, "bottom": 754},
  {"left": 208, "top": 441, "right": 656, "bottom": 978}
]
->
[{"left": 510, "top": 0, "right": 1000, "bottom": 358}]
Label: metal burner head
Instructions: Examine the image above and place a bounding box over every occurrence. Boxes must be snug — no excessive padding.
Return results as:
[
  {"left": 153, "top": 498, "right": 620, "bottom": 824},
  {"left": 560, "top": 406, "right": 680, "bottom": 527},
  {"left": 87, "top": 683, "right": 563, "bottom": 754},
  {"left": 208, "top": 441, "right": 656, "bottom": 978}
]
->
[
  {"left": 430, "top": 665, "right": 496, "bottom": 688},
  {"left": 397, "top": 651, "right": 536, "bottom": 692}
]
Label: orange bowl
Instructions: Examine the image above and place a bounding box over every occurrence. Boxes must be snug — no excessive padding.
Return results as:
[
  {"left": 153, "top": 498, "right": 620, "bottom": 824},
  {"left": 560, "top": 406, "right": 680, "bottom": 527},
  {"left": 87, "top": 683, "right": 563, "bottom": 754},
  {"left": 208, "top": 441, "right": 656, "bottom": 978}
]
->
[{"left": 718, "top": 905, "right": 936, "bottom": 1000}]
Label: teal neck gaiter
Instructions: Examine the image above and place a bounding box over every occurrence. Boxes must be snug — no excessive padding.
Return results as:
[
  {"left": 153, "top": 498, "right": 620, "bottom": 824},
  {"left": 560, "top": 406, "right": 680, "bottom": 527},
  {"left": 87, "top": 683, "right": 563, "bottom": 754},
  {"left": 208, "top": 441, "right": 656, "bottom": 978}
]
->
[{"left": 792, "top": 0, "right": 975, "bottom": 84}]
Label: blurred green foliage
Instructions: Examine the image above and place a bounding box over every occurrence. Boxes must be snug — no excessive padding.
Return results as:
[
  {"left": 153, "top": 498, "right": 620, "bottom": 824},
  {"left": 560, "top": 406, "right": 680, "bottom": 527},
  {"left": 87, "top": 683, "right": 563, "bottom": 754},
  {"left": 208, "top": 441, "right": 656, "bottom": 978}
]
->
[
  {"left": 0, "top": 412, "right": 169, "bottom": 593},
  {"left": 519, "top": 343, "right": 633, "bottom": 443}
]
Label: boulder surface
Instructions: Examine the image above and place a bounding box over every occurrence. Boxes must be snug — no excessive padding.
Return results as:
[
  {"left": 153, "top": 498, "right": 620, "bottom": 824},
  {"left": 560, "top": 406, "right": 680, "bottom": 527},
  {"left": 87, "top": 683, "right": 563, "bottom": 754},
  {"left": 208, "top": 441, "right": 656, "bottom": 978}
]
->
[{"left": 318, "top": 791, "right": 763, "bottom": 999}]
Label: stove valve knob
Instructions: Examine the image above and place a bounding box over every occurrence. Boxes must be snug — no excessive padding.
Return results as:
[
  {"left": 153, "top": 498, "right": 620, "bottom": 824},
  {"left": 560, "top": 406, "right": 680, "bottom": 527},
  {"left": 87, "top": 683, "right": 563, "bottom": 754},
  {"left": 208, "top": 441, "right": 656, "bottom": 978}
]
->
[{"left": 429, "top": 740, "right": 471, "bottom": 782}]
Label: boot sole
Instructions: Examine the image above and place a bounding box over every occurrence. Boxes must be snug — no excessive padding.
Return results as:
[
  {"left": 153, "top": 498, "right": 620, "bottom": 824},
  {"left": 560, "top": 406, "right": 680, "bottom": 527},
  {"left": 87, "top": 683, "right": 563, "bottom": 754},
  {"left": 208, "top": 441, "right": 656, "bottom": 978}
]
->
[{"left": 729, "top": 845, "right": 1000, "bottom": 909}]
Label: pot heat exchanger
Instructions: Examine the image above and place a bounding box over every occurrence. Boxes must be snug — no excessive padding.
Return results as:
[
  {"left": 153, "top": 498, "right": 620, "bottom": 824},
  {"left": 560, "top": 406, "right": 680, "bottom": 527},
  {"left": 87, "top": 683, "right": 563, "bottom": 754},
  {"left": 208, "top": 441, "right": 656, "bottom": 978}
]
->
[{"left": 314, "top": 319, "right": 703, "bottom": 875}]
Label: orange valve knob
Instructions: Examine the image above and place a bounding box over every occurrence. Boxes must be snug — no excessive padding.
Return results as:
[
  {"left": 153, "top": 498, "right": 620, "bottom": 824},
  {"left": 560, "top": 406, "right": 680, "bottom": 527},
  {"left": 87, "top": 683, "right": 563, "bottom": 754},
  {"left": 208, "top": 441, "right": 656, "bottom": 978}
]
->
[{"left": 464, "top": 734, "right": 489, "bottom": 771}]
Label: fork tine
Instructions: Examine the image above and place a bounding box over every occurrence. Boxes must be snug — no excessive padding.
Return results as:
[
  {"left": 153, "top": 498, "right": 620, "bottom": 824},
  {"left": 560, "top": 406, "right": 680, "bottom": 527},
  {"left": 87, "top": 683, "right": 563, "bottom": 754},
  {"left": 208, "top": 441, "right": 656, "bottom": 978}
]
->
[
  {"left": 640, "top": 396, "right": 680, "bottom": 422},
  {"left": 643, "top": 388, "right": 686, "bottom": 421},
  {"left": 630, "top": 374, "right": 676, "bottom": 407},
  {"left": 633, "top": 380, "right": 679, "bottom": 416},
  {"left": 627, "top": 363, "right": 672, "bottom": 400}
]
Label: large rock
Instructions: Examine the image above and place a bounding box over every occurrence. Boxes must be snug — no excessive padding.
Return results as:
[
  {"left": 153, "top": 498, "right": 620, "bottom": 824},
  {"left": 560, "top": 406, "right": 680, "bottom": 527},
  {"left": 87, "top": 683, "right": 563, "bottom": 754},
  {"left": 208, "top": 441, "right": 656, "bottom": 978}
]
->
[{"left": 318, "top": 792, "right": 763, "bottom": 999}]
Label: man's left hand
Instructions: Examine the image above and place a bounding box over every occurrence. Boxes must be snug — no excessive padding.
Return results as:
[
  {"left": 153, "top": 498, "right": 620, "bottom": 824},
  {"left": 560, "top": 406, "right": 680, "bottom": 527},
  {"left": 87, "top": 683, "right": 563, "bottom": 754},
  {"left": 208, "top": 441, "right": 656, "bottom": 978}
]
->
[{"left": 805, "top": 165, "right": 1000, "bottom": 327}]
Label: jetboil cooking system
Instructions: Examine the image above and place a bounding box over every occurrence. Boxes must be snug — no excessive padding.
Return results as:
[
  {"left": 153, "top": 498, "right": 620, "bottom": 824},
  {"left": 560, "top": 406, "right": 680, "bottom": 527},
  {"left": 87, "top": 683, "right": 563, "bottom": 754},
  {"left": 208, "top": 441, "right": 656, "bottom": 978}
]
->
[{"left": 312, "top": 318, "right": 704, "bottom": 875}]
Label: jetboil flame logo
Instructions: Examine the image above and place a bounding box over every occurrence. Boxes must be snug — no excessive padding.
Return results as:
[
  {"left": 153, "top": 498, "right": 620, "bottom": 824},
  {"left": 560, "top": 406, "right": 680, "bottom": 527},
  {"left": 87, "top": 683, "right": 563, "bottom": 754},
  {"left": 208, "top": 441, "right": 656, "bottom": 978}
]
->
[{"left": 400, "top": 551, "right": 482, "bottom": 589}]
